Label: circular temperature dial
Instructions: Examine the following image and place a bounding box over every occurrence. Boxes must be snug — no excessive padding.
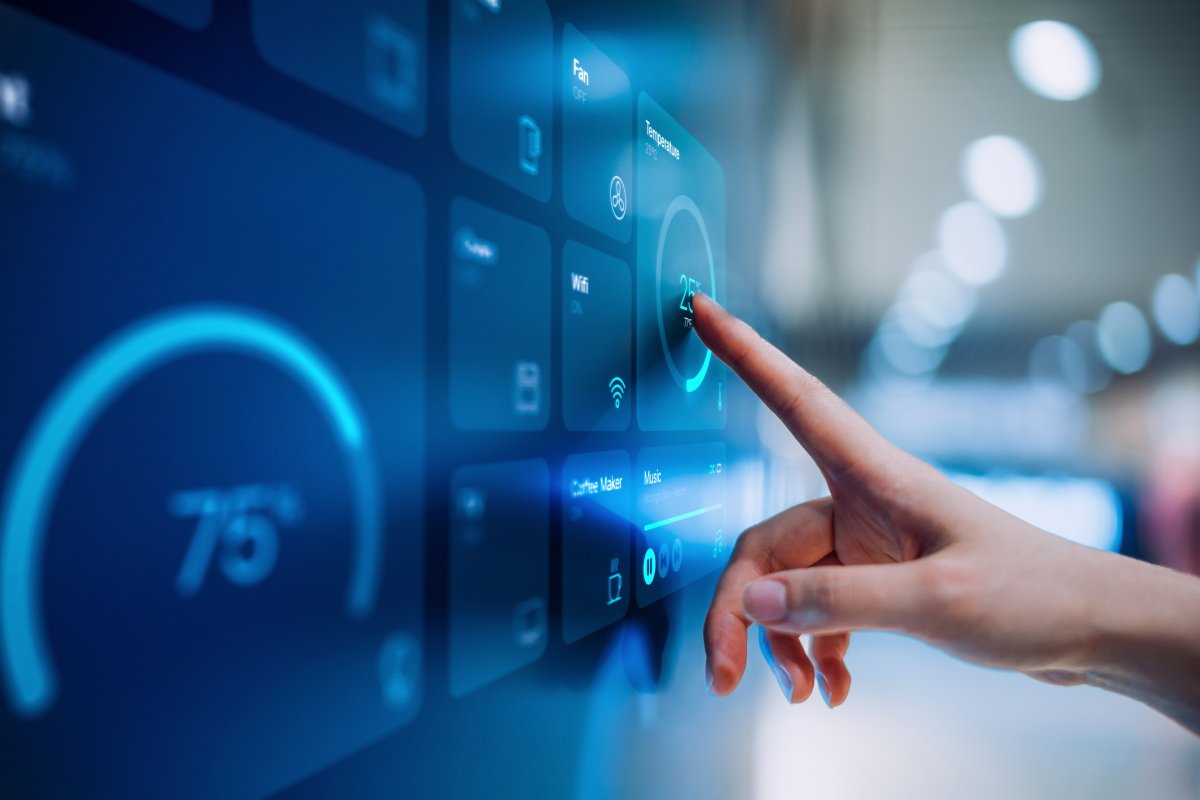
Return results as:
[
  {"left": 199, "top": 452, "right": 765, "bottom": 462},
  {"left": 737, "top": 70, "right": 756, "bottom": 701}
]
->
[{"left": 654, "top": 195, "right": 716, "bottom": 393}]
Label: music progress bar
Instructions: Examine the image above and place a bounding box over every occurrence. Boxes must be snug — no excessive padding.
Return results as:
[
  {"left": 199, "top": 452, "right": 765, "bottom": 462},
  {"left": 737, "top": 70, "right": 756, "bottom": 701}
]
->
[{"left": 642, "top": 504, "right": 723, "bottom": 532}]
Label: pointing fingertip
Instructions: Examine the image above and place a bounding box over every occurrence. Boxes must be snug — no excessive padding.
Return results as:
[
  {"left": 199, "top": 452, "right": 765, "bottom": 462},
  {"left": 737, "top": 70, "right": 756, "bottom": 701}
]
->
[{"left": 743, "top": 580, "right": 787, "bottom": 623}]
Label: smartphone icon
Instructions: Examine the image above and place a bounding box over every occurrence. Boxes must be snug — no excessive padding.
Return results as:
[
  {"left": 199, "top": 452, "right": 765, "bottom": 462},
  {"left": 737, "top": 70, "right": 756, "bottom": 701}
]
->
[{"left": 518, "top": 114, "right": 542, "bottom": 176}]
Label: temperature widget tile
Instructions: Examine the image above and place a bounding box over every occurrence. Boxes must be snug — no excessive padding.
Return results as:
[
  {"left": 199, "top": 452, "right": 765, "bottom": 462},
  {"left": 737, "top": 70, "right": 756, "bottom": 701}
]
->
[
  {"left": 635, "top": 92, "right": 726, "bottom": 431},
  {"left": 253, "top": 0, "right": 426, "bottom": 136},
  {"left": 562, "top": 240, "right": 632, "bottom": 432},
  {"left": 562, "top": 451, "right": 632, "bottom": 643},
  {"left": 450, "top": 198, "right": 551, "bottom": 431},
  {"left": 562, "top": 24, "right": 633, "bottom": 242},
  {"left": 450, "top": 0, "right": 553, "bottom": 201},
  {"left": 0, "top": 6, "right": 426, "bottom": 797},
  {"left": 635, "top": 443, "right": 727, "bottom": 607},
  {"left": 450, "top": 459, "right": 550, "bottom": 697}
]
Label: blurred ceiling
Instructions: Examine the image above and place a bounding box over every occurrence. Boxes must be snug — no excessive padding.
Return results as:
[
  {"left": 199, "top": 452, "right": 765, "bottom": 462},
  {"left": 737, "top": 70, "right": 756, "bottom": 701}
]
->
[{"left": 762, "top": 0, "right": 1200, "bottom": 343}]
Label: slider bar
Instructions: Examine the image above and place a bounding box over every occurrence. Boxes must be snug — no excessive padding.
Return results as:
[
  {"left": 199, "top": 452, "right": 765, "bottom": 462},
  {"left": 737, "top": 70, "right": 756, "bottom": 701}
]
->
[{"left": 643, "top": 503, "right": 723, "bottom": 532}]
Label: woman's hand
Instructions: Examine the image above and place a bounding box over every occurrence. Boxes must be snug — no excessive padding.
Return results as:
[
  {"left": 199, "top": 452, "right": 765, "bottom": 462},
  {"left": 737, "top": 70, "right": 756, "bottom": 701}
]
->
[{"left": 692, "top": 293, "right": 1200, "bottom": 733}]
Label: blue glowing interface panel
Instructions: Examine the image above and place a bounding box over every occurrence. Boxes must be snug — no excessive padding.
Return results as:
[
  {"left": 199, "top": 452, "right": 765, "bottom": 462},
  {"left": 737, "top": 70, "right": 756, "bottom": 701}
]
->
[
  {"left": 636, "top": 92, "right": 727, "bottom": 431},
  {"left": 450, "top": 0, "right": 554, "bottom": 201},
  {"left": 450, "top": 197, "right": 552, "bottom": 431},
  {"left": 562, "top": 240, "right": 633, "bottom": 432},
  {"left": 0, "top": 1, "right": 752, "bottom": 796},
  {"left": 562, "top": 450, "right": 632, "bottom": 642},
  {"left": 562, "top": 23, "right": 634, "bottom": 243},
  {"left": 636, "top": 444, "right": 728, "bottom": 606}
]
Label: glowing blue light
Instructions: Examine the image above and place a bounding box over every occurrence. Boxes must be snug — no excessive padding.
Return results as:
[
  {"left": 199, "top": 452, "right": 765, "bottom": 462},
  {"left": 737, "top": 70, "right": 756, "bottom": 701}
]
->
[
  {"left": 1, "top": 305, "right": 381, "bottom": 716},
  {"left": 1096, "top": 301, "right": 1152, "bottom": 375},
  {"left": 1151, "top": 273, "right": 1200, "bottom": 346},
  {"left": 1028, "top": 335, "right": 1088, "bottom": 394},
  {"left": 870, "top": 323, "right": 947, "bottom": 378},
  {"left": 1010, "top": 21, "right": 1101, "bottom": 102},
  {"left": 642, "top": 503, "right": 723, "bottom": 532}
]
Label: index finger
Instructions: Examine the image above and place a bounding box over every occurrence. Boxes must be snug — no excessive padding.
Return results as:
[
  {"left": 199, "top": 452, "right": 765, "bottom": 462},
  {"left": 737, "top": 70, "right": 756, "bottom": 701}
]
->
[{"left": 691, "top": 292, "right": 882, "bottom": 476}]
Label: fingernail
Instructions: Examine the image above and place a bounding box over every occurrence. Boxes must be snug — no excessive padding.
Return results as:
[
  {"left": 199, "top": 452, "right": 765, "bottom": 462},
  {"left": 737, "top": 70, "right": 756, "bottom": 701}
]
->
[
  {"left": 705, "top": 660, "right": 714, "bottom": 695},
  {"left": 743, "top": 581, "right": 787, "bottom": 623},
  {"left": 758, "top": 627, "right": 793, "bottom": 702},
  {"left": 816, "top": 673, "right": 832, "bottom": 708}
]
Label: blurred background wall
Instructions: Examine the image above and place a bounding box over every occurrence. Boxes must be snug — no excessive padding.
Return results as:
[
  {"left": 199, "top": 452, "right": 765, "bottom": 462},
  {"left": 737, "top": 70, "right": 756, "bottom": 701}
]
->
[{"left": 746, "top": 2, "right": 1200, "bottom": 796}]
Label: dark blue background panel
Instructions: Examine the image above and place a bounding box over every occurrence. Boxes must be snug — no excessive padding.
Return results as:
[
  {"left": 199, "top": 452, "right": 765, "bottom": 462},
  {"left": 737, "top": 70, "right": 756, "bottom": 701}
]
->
[
  {"left": 128, "top": 0, "right": 212, "bottom": 30},
  {"left": 253, "top": 0, "right": 427, "bottom": 137},
  {"left": 449, "top": 459, "right": 550, "bottom": 696}
]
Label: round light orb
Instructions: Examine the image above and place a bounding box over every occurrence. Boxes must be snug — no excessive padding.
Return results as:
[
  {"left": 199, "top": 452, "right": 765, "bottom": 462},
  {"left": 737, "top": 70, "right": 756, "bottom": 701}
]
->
[
  {"left": 1029, "top": 335, "right": 1088, "bottom": 393},
  {"left": 1151, "top": 273, "right": 1200, "bottom": 346},
  {"left": 1095, "top": 301, "right": 1152, "bottom": 375},
  {"left": 890, "top": 261, "right": 977, "bottom": 348},
  {"left": 961, "top": 135, "right": 1043, "bottom": 219},
  {"left": 1010, "top": 20, "right": 1101, "bottom": 101},
  {"left": 889, "top": 301, "right": 954, "bottom": 349},
  {"left": 873, "top": 324, "right": 947, "bottom": 377},
  {"left": 937, "top": 201, "right": 1008, "bottom": 287}
]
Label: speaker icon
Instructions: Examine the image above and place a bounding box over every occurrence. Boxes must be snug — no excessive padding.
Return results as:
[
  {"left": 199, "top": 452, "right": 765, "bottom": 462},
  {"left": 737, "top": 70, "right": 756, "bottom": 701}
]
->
[{"left": 608, "top": 376, "right": 626, "bottom": 409}]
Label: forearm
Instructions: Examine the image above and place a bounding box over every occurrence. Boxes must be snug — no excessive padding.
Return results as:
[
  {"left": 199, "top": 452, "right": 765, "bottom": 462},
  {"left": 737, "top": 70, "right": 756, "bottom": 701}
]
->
[{"left": 1087, "top": 553, "right": 1200, "bottom": 735}]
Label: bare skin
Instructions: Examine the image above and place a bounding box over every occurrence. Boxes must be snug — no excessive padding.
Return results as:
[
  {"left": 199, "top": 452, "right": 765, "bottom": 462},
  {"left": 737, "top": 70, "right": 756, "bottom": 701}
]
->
[{"left": 692, "top": 292, "right": 1200, "bottom": 734}]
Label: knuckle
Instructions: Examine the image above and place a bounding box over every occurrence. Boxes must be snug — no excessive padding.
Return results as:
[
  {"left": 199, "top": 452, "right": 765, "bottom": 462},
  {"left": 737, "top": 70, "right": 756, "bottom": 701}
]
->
[
  {"left": 796, "top": 572, "right": 839, "bottom": 625},
  {"left": 925, "top": 559, "right": 972, "bottom": 607},
  {"left": 919, "top": 559, "right": 978, "bottom": 635},
  {"left": 730, "top": 523, "right": 767, "bottom": 560},
  {"left": 776, "top": 387, "right": 807, "bottom": 425}
]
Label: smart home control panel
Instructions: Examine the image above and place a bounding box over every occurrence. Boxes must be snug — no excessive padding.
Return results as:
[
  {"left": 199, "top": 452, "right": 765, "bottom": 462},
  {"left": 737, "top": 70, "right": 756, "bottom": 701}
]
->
[{"left": 0, "top": 2, "right": 735, "bottom": 796}]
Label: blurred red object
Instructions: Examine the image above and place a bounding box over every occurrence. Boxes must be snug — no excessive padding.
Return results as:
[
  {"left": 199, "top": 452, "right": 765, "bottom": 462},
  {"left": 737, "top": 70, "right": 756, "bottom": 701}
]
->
[{"left": 1142, "top": 453, "right": 1200, "bottom": 576}]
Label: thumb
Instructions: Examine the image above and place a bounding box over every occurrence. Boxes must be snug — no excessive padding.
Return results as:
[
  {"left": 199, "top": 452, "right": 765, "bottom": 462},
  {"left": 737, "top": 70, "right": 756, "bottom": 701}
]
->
[{"left": 741, "top": 562, "right": 941, "bottom": 636}]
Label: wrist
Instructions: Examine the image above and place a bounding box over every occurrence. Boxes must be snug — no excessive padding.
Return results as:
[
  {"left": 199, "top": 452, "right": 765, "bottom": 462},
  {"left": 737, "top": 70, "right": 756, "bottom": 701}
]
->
[{"left": 1085, "top": 553, "right": 1200, "bottom": 732}]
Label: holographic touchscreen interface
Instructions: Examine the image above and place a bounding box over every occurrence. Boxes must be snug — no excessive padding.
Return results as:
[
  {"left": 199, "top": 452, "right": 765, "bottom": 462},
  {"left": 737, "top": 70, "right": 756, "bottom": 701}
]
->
[{"left": 0, "top": 2, "right": 748, "bottom": 797}]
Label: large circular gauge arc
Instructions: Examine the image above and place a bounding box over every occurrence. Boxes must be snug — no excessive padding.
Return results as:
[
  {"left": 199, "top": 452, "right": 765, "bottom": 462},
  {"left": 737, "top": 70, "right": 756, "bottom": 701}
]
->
[
  {"left": 654, "top": 194, "right": 716, "bottom": 393},
  {"left": 1, "top": 305, "right": 382, "bottom": 717}
]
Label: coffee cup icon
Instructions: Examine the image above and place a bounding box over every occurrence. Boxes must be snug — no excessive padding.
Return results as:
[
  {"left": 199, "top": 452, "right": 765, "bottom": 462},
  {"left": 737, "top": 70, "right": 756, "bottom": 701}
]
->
[{"left": 606, "top": 558, "right": 622, "bottom": 605}]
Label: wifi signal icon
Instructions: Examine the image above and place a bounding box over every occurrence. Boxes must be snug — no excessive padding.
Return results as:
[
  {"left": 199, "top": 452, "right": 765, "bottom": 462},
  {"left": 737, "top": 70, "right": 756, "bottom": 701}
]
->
[{"left": 608, "top": 376, "right": 627, "bottom": 409}]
